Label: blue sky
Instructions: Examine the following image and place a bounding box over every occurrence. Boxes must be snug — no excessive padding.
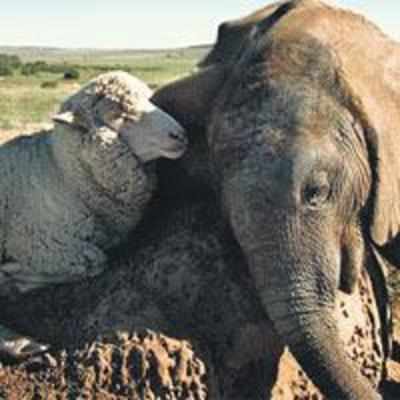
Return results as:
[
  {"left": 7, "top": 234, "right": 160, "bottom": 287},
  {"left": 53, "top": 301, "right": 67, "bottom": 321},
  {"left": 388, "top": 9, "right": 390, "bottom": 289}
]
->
[{"left": 1, "top": 1, "right": 399, "bottom": 49}]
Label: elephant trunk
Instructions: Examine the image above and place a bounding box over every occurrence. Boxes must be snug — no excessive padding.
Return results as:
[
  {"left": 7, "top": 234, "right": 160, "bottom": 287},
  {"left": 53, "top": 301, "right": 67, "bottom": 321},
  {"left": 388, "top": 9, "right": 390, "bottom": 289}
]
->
[{"left": 246, "top": 222, "right": 382, "bottom": 400}]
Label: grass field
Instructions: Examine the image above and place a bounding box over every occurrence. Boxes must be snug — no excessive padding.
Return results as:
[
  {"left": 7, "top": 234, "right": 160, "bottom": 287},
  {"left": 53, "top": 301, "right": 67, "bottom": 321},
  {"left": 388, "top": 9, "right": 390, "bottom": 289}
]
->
[{"left": 0, "top": 46, "right": 207, "bottom": 141}]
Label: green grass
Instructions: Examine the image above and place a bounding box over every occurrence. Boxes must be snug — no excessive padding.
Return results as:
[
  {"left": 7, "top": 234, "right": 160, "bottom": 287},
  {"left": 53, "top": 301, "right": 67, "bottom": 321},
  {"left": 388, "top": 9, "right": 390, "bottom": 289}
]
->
[
  {"left": 0, "top": 48, "right": 205, "bottom": 133},
  {"left": 0, "top": 72, "right": 73, "bottom": 130}
]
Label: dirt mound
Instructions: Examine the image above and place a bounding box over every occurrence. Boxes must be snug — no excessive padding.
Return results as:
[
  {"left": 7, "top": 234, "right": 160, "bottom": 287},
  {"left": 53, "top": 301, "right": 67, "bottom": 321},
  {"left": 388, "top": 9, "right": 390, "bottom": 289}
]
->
[{"left": 0, "top": 330, "right": 208, "bottom": 400}]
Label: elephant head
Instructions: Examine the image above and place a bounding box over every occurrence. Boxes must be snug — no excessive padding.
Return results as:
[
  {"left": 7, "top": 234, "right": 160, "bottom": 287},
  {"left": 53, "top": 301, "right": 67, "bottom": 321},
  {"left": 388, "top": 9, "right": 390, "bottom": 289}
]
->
[
  {"left": 199, "top": 1, "right": 287, "bottom": 67},
  {"left": 206, "top": 1, "right": 400, "bottom": 399},
  {"left": 153, "top": 1, "right": 399, "bottom": 398}
]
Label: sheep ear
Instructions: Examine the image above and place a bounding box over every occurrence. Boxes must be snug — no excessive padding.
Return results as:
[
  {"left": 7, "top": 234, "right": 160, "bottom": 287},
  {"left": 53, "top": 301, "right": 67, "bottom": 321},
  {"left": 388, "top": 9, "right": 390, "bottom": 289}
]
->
[
  {"left": 52, "top": 111, "right": 75, "bottom": 126},
  {"left": 53, "top": 108, "right": 93, "bottom": 132}
]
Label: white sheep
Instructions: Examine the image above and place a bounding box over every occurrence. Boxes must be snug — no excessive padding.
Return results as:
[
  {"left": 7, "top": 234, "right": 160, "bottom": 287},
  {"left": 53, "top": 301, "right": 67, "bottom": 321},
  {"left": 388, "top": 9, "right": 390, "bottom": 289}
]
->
[{"left": 0, "top": 71, "right": 187, "bottom": 361}]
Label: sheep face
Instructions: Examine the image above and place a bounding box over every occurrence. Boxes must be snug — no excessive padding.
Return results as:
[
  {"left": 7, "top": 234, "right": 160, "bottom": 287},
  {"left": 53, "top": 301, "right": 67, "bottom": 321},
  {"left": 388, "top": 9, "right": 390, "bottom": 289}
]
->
[
  {"left": 105, "top": 96, "right": 188, "bottom": 162},
  {"left": 53, "top": 71, "right": 187, "bottom": 163}
]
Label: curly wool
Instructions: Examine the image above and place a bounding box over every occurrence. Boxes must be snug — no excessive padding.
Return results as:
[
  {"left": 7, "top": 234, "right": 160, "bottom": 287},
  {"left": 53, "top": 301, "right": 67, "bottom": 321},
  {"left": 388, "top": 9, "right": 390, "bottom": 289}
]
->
[
  {"left": 0, "top": 72, "right": 161, "bottom": 294},
  {"left": 61, "top": 71, "right": 154, "bottom": 121}
]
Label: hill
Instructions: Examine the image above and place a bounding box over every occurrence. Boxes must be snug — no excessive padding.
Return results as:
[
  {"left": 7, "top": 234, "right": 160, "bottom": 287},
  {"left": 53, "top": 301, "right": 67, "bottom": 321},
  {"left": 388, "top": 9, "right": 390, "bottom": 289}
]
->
[{"left": 0, "top": 45, "right": 211, "bottom": 64}]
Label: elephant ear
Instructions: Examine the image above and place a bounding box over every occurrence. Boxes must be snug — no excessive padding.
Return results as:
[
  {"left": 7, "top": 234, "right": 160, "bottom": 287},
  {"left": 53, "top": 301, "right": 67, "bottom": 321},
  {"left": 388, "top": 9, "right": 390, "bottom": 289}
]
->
[
  {"left": 340, "top": 30, "right": 400, "bottom": 265},
  {"left": 151, "top": 65, "right": 228, "bottom": 131},
  {"left": 366, "top": 114, "right": 400, "bottom": 253}
]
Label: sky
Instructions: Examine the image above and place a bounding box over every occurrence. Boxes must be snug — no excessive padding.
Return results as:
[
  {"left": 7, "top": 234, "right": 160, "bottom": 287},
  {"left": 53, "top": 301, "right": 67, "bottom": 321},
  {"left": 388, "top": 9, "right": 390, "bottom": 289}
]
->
[{"left": 1, "top": 1, "right": 399, "bottom": 49}]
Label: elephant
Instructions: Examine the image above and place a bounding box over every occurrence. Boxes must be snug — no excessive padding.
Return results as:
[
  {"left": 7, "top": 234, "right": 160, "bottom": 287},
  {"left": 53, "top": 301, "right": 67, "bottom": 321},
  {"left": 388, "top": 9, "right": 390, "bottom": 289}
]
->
[
  {"left": 0, "top": 1, "right": 397, "bottom": 399},
  {"left": 153, "top": 0, "right": 400, "bottom": 399},
  {"left": 199, "top": 1, "right": 286, "bottom": 67}
]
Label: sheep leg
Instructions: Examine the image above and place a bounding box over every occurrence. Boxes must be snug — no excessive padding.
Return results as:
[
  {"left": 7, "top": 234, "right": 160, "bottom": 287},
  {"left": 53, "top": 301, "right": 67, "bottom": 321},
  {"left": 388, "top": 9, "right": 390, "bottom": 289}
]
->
[
  {"left": 0, "top": 325, "right": 49, "bottom": 363},
  {"left": 0, "top": 262, "right": 65, "bottom": 293},
  {"left": 0, "top": 263, "right": 24, "bottom": 297},
  {"left": 0, "top": 264, "right": 49, "bottom": 363}
]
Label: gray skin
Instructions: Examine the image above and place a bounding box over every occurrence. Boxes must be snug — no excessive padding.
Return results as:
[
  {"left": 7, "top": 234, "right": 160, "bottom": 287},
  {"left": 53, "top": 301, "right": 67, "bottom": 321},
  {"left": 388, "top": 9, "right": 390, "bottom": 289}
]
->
[
  {"left": 157, "top": 1, "right": 400, "bottom": 399},
  {"left": 0, "top": 71, "right": 186, "bottom": 362},
  {"left": 199, "top": 1, "right": 286, "bottom": 67},
  {"left": 206, "top": 1, "right": 400, "bottom": 399}
]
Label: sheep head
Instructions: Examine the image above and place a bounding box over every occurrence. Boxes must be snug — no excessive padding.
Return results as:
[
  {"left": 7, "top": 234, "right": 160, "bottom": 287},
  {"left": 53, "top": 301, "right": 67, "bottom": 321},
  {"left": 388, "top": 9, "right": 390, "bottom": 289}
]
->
[{"left": 53, "top": 71, "right": 187, "bottom": 162}]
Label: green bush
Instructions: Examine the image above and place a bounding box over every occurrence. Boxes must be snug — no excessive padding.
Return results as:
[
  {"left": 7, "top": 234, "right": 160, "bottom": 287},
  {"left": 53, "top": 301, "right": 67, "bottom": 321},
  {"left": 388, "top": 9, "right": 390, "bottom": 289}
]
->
[
  {"left": 21, "top": 63, "right": 37, "bottom": 76},
  {"left": 0, "top": 54, "right": 22, "bottom": 70},
  {"left": 0, "top": 65, "right": 13, "bottom": 76},
  {"left": 46, "top": 64, "right": 69, "bottom": 74},
  {"left": 63, "top": 68, "right": 80, "bottom": 80},
  {"left": 21, "top": 61, "right": 53, "bottom": 76},
  {"left": 20, "top": 61, "right": 82, "bottom": 78},
  {"left": 8, "top": 55, "right": 22, "bottom": 69},
  {"left": 40, "top": 80, "right": 59, "bottom": 89}
]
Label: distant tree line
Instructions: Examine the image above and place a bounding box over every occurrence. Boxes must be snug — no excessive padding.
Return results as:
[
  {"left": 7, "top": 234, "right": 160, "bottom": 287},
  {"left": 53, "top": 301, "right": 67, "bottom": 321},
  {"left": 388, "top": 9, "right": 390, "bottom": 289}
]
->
[
  {"left": 0, "top": 54, "right": 22, "bottom": 76},
  {"left": 0, "top": 54, "right": 80, "bottom": 80}
]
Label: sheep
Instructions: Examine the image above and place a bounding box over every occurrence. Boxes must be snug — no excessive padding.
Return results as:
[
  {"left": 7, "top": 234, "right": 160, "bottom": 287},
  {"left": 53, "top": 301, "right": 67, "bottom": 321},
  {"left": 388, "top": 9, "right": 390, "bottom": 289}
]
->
[{"left": 0, "top": 71, "right": 187, "bottom": 361}]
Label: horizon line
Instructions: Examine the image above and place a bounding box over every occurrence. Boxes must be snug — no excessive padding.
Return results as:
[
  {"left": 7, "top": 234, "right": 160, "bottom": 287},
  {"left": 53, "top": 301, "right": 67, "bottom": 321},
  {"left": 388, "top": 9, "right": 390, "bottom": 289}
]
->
[{"left": 0, "top": 43, "right": 212, "bottom": 52}]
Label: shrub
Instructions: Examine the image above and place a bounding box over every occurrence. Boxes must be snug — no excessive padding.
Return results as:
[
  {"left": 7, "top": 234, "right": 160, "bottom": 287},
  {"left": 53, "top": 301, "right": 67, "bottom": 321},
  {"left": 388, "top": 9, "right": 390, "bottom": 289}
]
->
[
  {"left": 33, "top": 61, "right": 49, "bottom": 73},
  {"left": 21, "top": 63, "right": 37, "bottom": 76},
  {"left": 0, "top": 65, "right": 13, "bottom": 77},
  {"left": 9, "top": 55, "right": 22, "bottom": 69},
  {"left": 63, "top": 68, "right": 80, "bottom": 80},
  {"left": 0, "top": 54, "right": 22, "bottom": 70},
  {"left": 21, "top": 61, "right": 53, "bottom": 76},
  {"left": 46, "top": 64, "right": 69, "bottom": 74},
  {"left": 41, "top": 80, "right": 58, "bottom": 89}
]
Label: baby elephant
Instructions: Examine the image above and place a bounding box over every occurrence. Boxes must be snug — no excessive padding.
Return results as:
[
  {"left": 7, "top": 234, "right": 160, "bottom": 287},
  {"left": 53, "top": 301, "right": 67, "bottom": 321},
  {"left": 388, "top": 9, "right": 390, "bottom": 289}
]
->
[{"left": 0, "top": 71, "right": 187, "bottom": 361}]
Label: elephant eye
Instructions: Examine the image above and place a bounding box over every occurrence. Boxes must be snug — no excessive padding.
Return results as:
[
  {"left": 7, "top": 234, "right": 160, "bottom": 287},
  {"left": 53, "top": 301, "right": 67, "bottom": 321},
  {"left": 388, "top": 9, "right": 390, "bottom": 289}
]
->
[{"left": 303, "top": 172, "right": 331, "bottom": 208}]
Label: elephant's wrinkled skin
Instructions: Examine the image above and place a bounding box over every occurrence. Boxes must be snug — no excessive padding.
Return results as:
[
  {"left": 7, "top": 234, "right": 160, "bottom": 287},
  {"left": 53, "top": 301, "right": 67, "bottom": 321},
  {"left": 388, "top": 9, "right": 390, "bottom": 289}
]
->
[
  {"left": 2, "top": 1, "right": 399, "bottom": 400},
  {"left": 156, "top": 0, "right": 400, "bottom": 399},
  {"left": 207, "top": 1, "right": 400, "bottom": 399}
]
